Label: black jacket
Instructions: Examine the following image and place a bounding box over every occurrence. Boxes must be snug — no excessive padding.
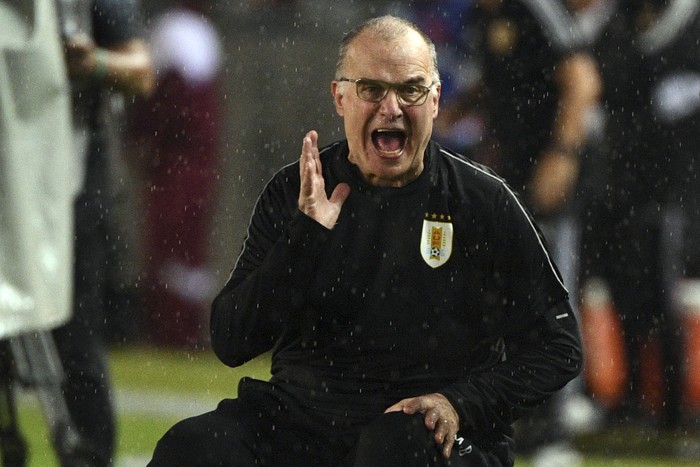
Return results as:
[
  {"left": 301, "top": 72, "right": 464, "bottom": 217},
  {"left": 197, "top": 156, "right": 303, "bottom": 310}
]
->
[{"left": 211, "top": 139, "right": 582, "bottom": 439}]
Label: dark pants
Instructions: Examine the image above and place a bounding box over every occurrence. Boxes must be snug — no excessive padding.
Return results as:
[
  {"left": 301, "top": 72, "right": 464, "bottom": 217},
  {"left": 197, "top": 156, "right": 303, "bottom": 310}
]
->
[
  {"left": 51, "top": 187, "right": 115, "bottom": 466},
  {"left": 585, "top": 201, "right": 686, "bottom": 428},
  {"left": 606, "top": 206, "right": 685, "bottom": 427},
  {"left": 149, "top": 378, "right": 512, "bottom": 467}
]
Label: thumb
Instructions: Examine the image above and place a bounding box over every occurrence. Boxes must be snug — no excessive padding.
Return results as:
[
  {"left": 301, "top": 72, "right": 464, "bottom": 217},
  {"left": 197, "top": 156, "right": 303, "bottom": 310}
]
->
[
  {"left": 329, "top": 182, "right": 351, "bottom": 207},
  {"left": 384, "top": 397, "right": 421, "bottom": 415}
]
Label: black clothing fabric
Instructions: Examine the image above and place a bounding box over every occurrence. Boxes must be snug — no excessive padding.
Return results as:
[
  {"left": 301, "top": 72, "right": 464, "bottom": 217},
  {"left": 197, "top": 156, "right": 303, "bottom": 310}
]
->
[
  {"left": 199, "top": 139, "right": 581, "bottom": 464},
  {"left": 149, "top": 377, "right": 514, "bottom": 467},
  {"left": 473, "top": 0, "right": 583, "bottom": 195}
]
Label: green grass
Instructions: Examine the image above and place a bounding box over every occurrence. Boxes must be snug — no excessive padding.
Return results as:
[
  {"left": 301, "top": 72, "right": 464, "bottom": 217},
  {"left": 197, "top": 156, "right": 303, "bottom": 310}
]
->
[
  {"left": 12, "top": 345, "right": 699, "bottom": 466},
  {"left": 15, "top": 409, "right": 58, "bottom": 467},
  {"left": 15, "top": 345, "right": 271, "bottom": 467},
  {"left": 109, "top": 344, "right": 271, "bottom": 396},
  {"left": 110, "top": 345, "right": 272, "bottom": 464}
]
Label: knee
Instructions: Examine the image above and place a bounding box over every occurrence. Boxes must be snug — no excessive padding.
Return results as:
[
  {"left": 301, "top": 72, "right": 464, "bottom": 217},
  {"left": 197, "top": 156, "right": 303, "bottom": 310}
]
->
[
  {"left": 149, "top": 420, "right": 197, "bottom": 466},
  {"left": 352, "top": 413, "right": 513, "bottom": 467},
  {"left": 353, "top": 412, "right": 438, "bottom": 466},
  {"left": 150, "top": 418, "right": 237, "bottom": 467},
  {"left": 149, "top": 410, "right": 257, "bottom": 467},
  {"left": 361, "top": 412, "right": 430, "bottom": 446}
]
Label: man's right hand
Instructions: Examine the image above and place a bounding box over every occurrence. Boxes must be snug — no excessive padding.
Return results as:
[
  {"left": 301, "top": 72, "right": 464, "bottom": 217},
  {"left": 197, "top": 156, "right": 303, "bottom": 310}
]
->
[{"left": 298, "top": 130, "right": 350, "bottom": 229}]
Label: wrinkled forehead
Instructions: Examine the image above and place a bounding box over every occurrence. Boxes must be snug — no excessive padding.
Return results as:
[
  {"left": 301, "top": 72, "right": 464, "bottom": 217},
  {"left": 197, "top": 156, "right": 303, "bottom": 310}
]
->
[{"left": 344, "top": 30, "right": 433, "bottom": 82}]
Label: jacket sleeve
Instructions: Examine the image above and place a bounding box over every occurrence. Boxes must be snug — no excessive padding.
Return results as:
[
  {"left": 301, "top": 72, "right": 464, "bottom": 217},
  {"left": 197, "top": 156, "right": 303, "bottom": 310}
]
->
[
  {"left": 441, "top": 299, "right": 582, "bottom": 435},
  {"left": 441, "top": 184, "right": 583, "bottom": 435},
  {"left": 210, "top": 171, "right": 330, "bottom": 367}
]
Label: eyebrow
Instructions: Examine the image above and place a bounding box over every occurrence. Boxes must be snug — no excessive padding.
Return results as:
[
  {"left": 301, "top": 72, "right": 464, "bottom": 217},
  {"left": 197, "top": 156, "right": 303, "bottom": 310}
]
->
[
  {"left": 404, "top": 76, "right": 429, "bottom": 84},
  {"left": 358, "top": 76, "right": 430, "bottom": 85}
]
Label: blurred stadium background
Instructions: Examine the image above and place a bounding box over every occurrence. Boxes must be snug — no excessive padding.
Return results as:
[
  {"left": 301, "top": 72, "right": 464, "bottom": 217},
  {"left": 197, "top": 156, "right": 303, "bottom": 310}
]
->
[{"left": 8, "top": 1, "right": 700, "bottom": 465}]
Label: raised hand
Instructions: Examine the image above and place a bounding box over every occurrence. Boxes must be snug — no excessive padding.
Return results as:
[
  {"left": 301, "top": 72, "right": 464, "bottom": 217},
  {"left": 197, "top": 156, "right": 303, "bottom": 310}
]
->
[{"left": 298, "top": 130, "right": 350, "bottom": 229}]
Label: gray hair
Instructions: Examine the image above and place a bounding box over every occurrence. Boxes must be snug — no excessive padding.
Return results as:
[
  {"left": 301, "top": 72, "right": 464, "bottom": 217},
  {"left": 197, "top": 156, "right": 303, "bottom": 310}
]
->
[{"left": 335, "top": 15, "right": 440, "bottom": 83}]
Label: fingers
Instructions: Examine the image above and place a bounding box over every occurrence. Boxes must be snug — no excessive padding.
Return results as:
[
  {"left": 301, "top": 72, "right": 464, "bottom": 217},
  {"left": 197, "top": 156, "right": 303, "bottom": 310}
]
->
[
  {"left": 383, "top": 397, "right": 421, "bottom": 416},
  {"left": 330, "top": 182, "right": 351, "bottom": 206},
  {"left": 422, "top": 408, "right": 458, "bottom": 458},
  {"left": 425, "top": 408, "right": 440, "bottom": 429},
  {"left": 299, "top": 132, "right": 312, "bottom": 176},
  {"left": 383, "top": 402, "right": 402, "bottom": 414},
  {"left": 432, "top": 415, "right": 457, "bottom": 458},
  {"left": 299, "top": 130, "right": 320, "bottom": 198},
  {"left": 297, "top": 130, "right": 349, "bottom": 229},
  {"left": 383, "top": 395, "right": 460, "bottom": 459},
  {"left": 423, "top": 409, "right": 458, "bottom": 458},
  {"left": 301, "top": 130, "right": 319, "bottom": 173}
]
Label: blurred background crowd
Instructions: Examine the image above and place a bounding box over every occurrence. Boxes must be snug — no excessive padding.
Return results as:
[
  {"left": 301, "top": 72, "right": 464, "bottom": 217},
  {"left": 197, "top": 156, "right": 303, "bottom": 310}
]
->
[{"left": 2, "top": 0, "right": 700, "bottom": 466}]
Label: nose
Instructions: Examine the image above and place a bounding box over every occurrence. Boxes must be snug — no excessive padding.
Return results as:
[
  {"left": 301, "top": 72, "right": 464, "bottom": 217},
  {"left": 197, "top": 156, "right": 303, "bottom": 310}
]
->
[{"left": 378, "top": 88, "right": 403, "bottom": 119}]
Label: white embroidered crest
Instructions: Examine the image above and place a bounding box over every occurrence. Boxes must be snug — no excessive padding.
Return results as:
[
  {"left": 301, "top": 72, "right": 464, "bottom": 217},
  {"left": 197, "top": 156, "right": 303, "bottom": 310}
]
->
[{"left": 420, "top": 213, "right": 453, "bottom": 268}]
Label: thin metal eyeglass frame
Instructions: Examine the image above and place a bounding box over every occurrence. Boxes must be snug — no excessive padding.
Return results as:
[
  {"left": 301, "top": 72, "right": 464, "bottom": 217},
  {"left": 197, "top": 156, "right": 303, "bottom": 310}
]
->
[{"left": 337, "top": 77, "right": 438, "bottom": 106}]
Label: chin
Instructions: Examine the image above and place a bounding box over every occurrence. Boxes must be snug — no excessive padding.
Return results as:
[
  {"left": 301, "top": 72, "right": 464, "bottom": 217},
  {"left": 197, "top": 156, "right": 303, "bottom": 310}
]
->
[{"left": 376, "top": 165, "right": 414, "bottom": 186}]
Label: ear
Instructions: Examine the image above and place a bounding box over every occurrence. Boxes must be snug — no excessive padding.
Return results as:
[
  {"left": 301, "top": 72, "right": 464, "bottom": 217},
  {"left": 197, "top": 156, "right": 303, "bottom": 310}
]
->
[
  {"left": 331, "top": 80, "right": 345, "bottom": 117},
  {"left": 431, "top": 83, "right": 441, "bottom": 119}
]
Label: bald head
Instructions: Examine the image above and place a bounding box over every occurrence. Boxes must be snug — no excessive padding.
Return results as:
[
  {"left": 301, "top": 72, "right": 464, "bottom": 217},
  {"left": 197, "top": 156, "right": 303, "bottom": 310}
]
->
[{"left": 335, "top": 15, "right": 440, "bottom": 83}]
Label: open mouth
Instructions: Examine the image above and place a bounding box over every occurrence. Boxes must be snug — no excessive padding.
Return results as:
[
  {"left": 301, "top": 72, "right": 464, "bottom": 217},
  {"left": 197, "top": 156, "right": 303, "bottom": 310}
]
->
[{"left": 372, "top": 129, "right": 407, "bottom": 156}]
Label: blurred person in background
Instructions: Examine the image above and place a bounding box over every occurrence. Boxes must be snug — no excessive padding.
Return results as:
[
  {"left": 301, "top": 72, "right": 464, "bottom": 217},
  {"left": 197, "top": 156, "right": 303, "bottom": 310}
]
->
[
  {"left": 471, "top": 0, "right": 601, "bottom": 217},
  {"left": 393, "top": 0, "right": 484, "bottom": 159},
  {"left": 55, "top": 0, "right": 154, "bottom": 464},
  {"left": 1, "top": 1, "right": 73, "bottom": 461},
  {"left": 0, "top": 0, "right": 73, "bottom": 340},
  {"left": 128, "top": 0, "right": 223, "bottom": 348},
  {"left": 581, "top": 0, "right": 700, "bottom": 434},
  {"left": 467, "top": 0, "right": 602, "bottom": 464}
]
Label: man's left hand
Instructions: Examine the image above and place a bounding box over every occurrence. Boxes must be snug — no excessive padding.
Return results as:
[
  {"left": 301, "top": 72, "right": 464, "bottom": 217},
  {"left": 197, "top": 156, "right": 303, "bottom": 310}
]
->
[{"left": 384, "top": 393, "right": 460, "bottom": 459}]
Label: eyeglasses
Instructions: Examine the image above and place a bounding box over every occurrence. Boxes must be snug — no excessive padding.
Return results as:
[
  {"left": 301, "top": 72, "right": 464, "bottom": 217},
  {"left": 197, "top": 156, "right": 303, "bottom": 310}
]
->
[{"left": 337, "top": 77, "right": 438, "bottom": 106}]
